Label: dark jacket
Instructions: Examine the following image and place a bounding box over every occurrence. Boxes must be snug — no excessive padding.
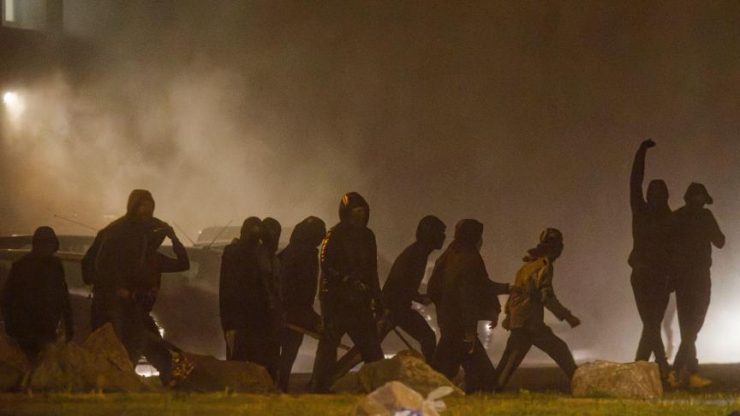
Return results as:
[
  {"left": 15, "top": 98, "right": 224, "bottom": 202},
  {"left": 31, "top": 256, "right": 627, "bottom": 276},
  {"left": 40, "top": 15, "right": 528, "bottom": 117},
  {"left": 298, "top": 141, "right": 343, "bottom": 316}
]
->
[
  {"left": 428, "top": 240, "right": 508, "bottom": 336},
  {"left": 628, "top": 145, "right": 672, "bottom": 269},
  {"left": 1, "top": 253, "right": 73, "bottom": 342},
  {"left": 382, "top": 241, "right": 430, "bottom": 310},
  {"left": 219, "top": 239, "right": 266, "bottom": 331},
  {"left": 503, "top": 256, "right": 571, "bottom": 330},
  {"left": 668, "top": 206, "right": 725, "bottom": 271},
  {"left": 319, "top": 193, "right": 381, "bottom": 311},
  {"left": 134, "top": 234, "right": 190, "bottom": 312}
]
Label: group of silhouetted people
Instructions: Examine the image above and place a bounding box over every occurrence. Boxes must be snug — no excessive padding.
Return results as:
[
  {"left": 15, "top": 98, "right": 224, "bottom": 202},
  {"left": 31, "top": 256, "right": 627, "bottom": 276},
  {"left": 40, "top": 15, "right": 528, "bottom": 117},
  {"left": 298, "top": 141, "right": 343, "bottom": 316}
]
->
[
  {"left": 0, "top": 139, "right": 726, "bottom": 393},
  {"left": 629, "top": 139, "right": 725, "bottom": 389}
]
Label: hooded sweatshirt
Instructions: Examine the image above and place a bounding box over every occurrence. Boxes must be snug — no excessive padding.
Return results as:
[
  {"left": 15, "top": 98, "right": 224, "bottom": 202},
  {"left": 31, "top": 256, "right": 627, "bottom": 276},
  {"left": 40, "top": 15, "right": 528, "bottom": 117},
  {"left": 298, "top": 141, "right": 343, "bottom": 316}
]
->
[
  {"left": 319, "top": 193, "right": 382, "bottom": 310},
  {"left": 427, "top": 219, "right": 509, "bottom": 336}
]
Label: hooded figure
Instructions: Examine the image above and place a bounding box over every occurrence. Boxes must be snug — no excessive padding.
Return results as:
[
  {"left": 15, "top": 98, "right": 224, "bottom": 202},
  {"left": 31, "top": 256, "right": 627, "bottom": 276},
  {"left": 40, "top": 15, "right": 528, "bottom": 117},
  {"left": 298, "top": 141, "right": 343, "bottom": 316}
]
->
[
  {"left": 82, "top": 189, "right": 157, "bottom": 339},
  {"left": 276, "top": 216, "right": 326, "bottom": 392},
  {"left": 310, "top": 192, "right": 385, "bottom": 393},
  {"left": 667, "top": 182, "right": 725, "bottom": 388},
  {"left": 495, "top": 228, "right": 580, "bottom": 391},
  {"left": 379, "top": 215, "right": 446, "bottom": 362},
  {"left": 1, "top": 227, "right": 73, "bottom": 360},
  {"left": 427, "top": 219, "right": 509, "bottom": 394},
  {"left": 628, "top": 140, "right": 672, "bottom": 376},
  {"left": 219, "top": 217, "right": 276, "bottom": 370}
]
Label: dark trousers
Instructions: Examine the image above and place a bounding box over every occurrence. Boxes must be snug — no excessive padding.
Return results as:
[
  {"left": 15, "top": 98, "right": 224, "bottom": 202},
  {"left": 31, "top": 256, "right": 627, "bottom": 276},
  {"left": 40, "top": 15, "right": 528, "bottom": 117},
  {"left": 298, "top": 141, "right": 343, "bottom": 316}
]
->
[
  {"left": 496, "top": 325, "right": 576, "bottom": 390},
  {"left": 673, "top": 269, "right": 711, "bottom": 374},
  {"left": 631, "top": 267, "right": 670, "bottom": 368},
  {"left": 391, "top": 307, "right": 437, "bottom": 363},
  {"left": 278, "top": 327, "right": 304, "bottom": 392},
  {"left": 228, "top": 319, "right": 280, "bottom": 381},
  {"left": 91, "top": 293, "right": 173, "bottom": 384},
  {"left": 432, "top": 329, "right": 496, "bottom": 394},
  {"left": 311, "top": 304, "right": 384, "bottom": 393}
]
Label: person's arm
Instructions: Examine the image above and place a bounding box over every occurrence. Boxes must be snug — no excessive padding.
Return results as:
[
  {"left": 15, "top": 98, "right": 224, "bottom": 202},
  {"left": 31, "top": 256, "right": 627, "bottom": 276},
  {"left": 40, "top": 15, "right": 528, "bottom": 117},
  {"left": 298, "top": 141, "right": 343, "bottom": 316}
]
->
[
  {"left": 158, "top": 232, "right": 190, "bottom": 273},
  {"left": 538, "top": 263, "right": 579, "bottom": 327},
  {"left": 630, "top": 139, "right": 655, "bottom": 212},
  {"left": 706, "top": 210, "right": 726, "bottom": 249},
  {"left": 81, "top": 232, "right": 102, "bottom": 285},
  {"left": 218, "top": 249, "right": 241, "bottom": 331},
  {"left": 56, "top": 259, "right": 74, "bottom": 341}
]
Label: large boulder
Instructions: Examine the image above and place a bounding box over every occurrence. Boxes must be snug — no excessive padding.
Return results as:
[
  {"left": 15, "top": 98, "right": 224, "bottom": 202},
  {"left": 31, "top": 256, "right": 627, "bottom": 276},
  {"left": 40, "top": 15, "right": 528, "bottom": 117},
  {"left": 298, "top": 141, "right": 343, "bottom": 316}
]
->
[
  {"left": 0, "top": 334, "right": 31, "bottom": 391},
  {"left": 333, "top": 350, "right": 464, "bottom": 397},
  {"left": 28, "top": 324, "right": 144, "bottom": 392},
  {"left": 175, "top": 353, "right": 278, "bottom": 393},
  {"left": 571, "top": 361, "right": 663, "bottom": 399}
]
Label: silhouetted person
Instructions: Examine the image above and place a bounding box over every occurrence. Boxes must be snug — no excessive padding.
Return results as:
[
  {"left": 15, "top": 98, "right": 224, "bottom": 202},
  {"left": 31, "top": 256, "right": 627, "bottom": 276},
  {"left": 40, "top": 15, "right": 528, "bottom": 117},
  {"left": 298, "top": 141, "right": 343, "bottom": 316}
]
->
[
  {"left": 82, "top": 189, "right": 156, "bottom": 342},
  {"left": 127, "top": 219, "right": 189, "bottom": 385},
  {"left": 259, "top": 217, "right": 283, "bottom": 382},
  {"left": 310, "top": 192, "right": 385, "bottom": 393},
  {"left": 219, "top": 217, "right": 273, "bottom": 367},
  {"left": 427, "top": 219, "right": 509, "bottom": 394},
  {"left": 277, "top": 216, "right": 326, "bottom": 392},
  {"left": 496, "top": 229, "right": 580, "bottom": 391},
  {"left": 668, "top": 183, "right": 725, "bottom": 388},
  {"left": 629, "top": 139, "right": 671, "bottom": 375},
  {"left": 1, "top": 227, "right": 73, "bottom": 361},
  {"left": 382, "top": 215, "right": 446, "bottom": 362}
]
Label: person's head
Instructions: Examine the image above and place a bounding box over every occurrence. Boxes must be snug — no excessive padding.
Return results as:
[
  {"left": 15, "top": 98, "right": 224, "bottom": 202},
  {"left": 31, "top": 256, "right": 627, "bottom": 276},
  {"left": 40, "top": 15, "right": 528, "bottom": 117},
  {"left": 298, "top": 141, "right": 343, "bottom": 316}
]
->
[
  {"left": 525, "top": 228, "right": 564, "bottom": 261},
  {"left": 416, "top": 215, "right": 446, "bottom": 250},
  {"left": 261, "top": 217, "right": 282, "bottom": 254},
  {"left": 646, "top": 179, "right": 670, "bottom": 212},
  {"left": 240, "top": 217, "right": 263, "bottom": 245},
  {"left": 127, "top": 189, "right": 155, "bottom": 220},
  {"left": 290, "top": 216, "right": 327, "bottom": 248},
  {"left": 338, "top": 192, "right": 370, "bottom": 227},
  {"left": 31, "top": 226, "right": 59, "bottom": 256},
  {"left": 684, "top": 182, "right": 713, "bottom": 209},
  {"left": 454, "top": 219, "right": 484, "bottom": 250}
]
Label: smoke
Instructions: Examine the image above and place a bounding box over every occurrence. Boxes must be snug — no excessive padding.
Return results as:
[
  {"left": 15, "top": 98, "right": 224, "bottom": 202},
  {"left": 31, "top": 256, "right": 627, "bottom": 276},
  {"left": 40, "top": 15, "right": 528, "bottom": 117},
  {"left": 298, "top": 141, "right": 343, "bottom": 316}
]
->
[{"left": 1, "top": 1, "right": 739, "bottom": 364}]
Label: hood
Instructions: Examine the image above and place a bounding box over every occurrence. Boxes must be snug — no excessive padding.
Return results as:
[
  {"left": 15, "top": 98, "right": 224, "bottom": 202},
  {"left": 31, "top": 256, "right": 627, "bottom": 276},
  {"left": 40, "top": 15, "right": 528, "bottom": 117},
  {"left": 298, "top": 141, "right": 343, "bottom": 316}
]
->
[
  {"left": 126, "top": 189, "right": 155, "bottom": 216},
  {"left": 524, "top": 228, "right": 564, "bottom": 261},
  {"left": 240, "top": 217, "right": 263, "bottom": 244},
  {"left": 31, "top": 226, "right": 59, "bottom": 253},
  {"left": 290, "top": 216, "right": 327, "bottom": 247},
  {"left": 684, "top": 182, "right": 713, "bottom": 205},
  {"left": 261, "top": 217, "right": 282, "bottom": 254},
  {"left": 453, "top": 219, "right": 483, "bottom": 247},
  {"left": 338, "top": 192, "right": 370, "bottom": 225},
  {"left": 416, "top": 215, "right": 446, "bottom": 248}
]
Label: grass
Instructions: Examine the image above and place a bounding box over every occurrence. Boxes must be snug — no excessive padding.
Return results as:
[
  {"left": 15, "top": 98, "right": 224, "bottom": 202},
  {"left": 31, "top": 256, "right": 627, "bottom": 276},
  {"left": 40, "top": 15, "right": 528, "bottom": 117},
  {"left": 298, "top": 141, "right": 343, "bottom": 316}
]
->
[{"left": 0, "top": 392, "right": 738, "bottom": 416}]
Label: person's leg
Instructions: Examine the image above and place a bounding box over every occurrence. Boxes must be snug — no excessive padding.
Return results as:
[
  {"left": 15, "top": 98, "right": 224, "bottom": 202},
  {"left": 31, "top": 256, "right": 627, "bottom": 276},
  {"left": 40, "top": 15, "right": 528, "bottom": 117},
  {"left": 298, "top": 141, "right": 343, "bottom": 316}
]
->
[
  {"left": 432, "top": 329, "right": 464, "bottom": 381},
  {"left": 140, "top": 314, "right": 174, "bottom": 386},
  {"left": 310, "top": 313, "right": 346, "bottom": 393},
  {"left": 495, "top": 329, "right": 532, "bottom": 390},
  {"left": 393, "top": 308, "right": 437, "bottom": 362},
  {"left": 673, "top": 269, "right": 711, "bottom": 375},
  {"left": 345, "top": 310, "right": 384, "bottom": 364},
  {"left": 461, "top": 339, "right": 496, "bottom": 394},
  {"left": 278, "top": 327, "right": 304, "bottom": 392},
  {"left": 631, "top": 268, "right": 655, "bottom": 362},
  {"left": 530, "top": 326, "right": 577, "bottom": 379}
]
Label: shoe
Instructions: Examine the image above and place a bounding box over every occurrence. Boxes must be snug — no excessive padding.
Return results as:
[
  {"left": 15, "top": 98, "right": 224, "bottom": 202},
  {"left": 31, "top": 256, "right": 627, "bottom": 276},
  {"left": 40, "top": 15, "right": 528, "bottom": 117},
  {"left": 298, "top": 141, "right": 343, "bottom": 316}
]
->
[
  {"left": 688, "top": 373, "right": 712, "bottom": 389},
  {"left": 666, "top": 370, "right": 683, "bottom": 389}
]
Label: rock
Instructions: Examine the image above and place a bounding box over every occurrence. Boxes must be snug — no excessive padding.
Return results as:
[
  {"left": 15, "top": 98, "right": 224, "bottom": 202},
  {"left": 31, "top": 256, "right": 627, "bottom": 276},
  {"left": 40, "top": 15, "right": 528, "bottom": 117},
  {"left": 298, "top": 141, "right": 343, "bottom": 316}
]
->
[
  {"left": 0, "top": 334, "right": 30, "bottom": 391},
  {"left": 356, "top": 381, "right": 450, "bottom": 416},
  {"left": 175, "top": 353, "right": 278, "bottom": 393},
  {"left": 571, "top": 360, "right": 663, "bottom": 399},
  {"left": 333, "top": 350, "right": 464, "bottom": 397},
  {"left": 27, "top": 324, "right": 144, "bottom": 392}
]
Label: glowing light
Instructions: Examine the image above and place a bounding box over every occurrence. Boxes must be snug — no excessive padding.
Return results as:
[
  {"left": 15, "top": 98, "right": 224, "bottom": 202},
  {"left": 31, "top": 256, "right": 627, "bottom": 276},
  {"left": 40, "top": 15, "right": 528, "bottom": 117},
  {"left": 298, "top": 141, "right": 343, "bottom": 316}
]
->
[
  {"left": 2, "top": 90, "right": 25, "bottom": 119},
  {"left": 2, "top": 91, "right": 19, "bottom": 106}
]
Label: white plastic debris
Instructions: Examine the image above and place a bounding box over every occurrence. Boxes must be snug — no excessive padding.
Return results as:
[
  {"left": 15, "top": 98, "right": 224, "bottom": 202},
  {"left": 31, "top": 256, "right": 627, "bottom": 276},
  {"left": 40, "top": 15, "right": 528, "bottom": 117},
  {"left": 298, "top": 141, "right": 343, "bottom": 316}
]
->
[{"left": 356, "top": 381, "right": 454, "bottom": 416}]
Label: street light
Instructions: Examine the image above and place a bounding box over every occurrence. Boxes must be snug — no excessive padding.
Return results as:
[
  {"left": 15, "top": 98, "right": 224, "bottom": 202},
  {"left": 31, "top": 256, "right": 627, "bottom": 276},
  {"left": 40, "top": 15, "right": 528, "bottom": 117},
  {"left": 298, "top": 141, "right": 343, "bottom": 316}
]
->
[{"left": 2, "top": 90, "right": 25, "bottom": 119}]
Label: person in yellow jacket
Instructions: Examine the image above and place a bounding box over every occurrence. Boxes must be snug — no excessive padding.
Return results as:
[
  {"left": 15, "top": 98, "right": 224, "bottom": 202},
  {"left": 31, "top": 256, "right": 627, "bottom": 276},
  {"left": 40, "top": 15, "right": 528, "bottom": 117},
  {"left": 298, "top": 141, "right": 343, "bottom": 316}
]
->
[{"left": 495, "top": 228, "right": 581, "bottom": 390}]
